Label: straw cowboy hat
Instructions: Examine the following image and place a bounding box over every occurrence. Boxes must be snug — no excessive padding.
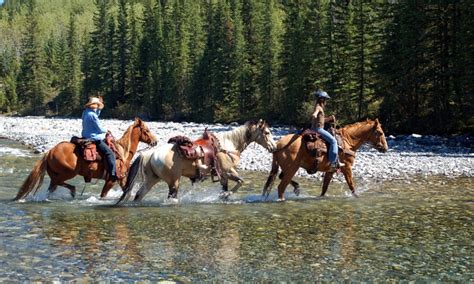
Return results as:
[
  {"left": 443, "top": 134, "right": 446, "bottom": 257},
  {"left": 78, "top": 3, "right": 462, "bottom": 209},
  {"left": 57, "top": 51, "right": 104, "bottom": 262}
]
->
[{"left": 84, "top": 97, "right": 104, "bottom": 109}]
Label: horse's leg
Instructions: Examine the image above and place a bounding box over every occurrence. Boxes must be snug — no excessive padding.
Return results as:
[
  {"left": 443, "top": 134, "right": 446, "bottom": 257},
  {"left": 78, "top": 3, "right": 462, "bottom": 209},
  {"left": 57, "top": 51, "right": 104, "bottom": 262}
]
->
[
  {"left": 47, "top": 181, "right": 75, "bottom": 198},
  {"left": 47, "top": 182, "right": 57, "bottom": 199},
  {"left": 277, "top": 166, "right": 299, "bottom": 201},
  {"left": 290, "top": 180, "right": 300, "bottom": 196},
  {"left": 100, "top": 180, "right": 116, "bottom": 199},
  {"left": 220, "top": 172, "right": 229, "bottom": 192},
  {"left": 219, "top": 172, "right": 231, "bottom": 199},
  {"left": 228, "top": 168, "right": 244, "bottom": 194},
  {"left": 341, "top": 167, "right": 358, "bottom": 197},
  {"left": 167, "top": 179, "right": 180, "bottom": 201},
  {"left": 320, "top": 172, "right": 334, "bottom": 197},
  {"left": 134, "top": 176, "right": 161, "bottom": 201}
]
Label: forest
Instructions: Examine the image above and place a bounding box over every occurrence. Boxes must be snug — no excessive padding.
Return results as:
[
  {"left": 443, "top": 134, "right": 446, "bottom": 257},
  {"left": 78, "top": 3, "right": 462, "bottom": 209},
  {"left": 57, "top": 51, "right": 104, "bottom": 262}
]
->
[{"left": 0, "top": 0, "right": 472, "bottom": 134}]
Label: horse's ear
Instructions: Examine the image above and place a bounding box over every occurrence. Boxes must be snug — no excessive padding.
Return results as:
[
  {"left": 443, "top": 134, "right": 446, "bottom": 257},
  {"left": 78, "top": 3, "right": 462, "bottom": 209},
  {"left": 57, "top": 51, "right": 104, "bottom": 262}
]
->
[
  {"left": 375, "top": 118, "right": 380, "bottom": 126},
  {"left": 134, "top": 117, "right": 142, "bottom": 125},
  {"left": 258, "top": 118, "right": 264, "bottom": 127}
]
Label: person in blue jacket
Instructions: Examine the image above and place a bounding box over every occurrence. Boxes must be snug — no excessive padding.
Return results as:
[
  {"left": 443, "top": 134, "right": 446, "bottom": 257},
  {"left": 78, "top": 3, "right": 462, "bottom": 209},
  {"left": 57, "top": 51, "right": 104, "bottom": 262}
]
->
[{"left": 81, "top": 97, "right": 117, "bottom": 181}]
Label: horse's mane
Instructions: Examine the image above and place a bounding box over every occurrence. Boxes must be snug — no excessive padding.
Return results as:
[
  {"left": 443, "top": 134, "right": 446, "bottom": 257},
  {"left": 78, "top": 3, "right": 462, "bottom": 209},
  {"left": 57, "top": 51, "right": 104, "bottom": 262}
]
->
[
  {"left": 116, "top": 124, "right": 134, "bottom": 147},
  {"left": 218, "top": 120, "right": 263, "bottom": 152},
  {"left": 342, "top": 119, "right": 376, "bottom": 131}
]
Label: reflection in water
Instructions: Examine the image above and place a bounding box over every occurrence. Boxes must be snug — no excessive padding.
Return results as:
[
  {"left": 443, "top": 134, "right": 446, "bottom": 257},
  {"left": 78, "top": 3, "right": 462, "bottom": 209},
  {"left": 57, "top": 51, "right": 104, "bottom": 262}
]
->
[{"left": 0, "top": 139, "right": 473, "bottom": 281}]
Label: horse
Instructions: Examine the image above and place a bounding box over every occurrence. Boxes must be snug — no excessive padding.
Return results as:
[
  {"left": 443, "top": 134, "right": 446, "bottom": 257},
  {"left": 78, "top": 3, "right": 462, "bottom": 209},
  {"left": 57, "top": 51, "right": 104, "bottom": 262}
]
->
[
  {"left": 13, "top": 117, "right": 158, "bottom": 201},
  {"left": 262, "top": 119, "right": 388, "bottom": 201},
  {"left": 116, "top": 119, "right": 277, "bottom": 203}
]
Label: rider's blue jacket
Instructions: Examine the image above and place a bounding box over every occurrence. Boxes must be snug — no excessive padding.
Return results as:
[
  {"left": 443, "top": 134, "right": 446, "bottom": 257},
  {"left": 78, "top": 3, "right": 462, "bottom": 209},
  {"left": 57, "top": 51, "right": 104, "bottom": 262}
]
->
[{"left": 81, "top": 108, "right": 106, "bottom": 141}]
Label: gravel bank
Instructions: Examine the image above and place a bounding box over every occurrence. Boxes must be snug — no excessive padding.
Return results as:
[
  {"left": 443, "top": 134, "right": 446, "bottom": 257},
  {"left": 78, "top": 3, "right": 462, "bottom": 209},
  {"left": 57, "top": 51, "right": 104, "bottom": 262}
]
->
[{"left": 0, "top": 116, "right": 472, "bottom": 181}]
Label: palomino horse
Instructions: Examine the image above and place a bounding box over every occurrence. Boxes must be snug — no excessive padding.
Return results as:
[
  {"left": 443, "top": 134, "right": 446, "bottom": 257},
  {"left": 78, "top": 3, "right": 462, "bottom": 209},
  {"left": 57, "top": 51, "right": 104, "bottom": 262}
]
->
[
  {"left": 14, "top": 118, "right": 158, "bottom": 201},
  {"left": 262, "top": 119, "right": 388, "bottom": 200},
  {"left": 116, "top": 119, "right": 277, "bottom": 203}
]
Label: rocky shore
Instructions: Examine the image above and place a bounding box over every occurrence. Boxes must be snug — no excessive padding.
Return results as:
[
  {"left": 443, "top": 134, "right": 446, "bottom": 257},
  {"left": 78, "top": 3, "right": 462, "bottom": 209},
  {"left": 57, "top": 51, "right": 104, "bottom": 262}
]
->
[{"left": 0, "top": 116, "right": 472, "bottom": 181}]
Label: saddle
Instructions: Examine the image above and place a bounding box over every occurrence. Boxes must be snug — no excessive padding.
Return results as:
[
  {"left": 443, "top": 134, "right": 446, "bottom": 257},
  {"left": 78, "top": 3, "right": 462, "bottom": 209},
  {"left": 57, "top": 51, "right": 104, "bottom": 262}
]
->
[
  {"left": 70, "top": 136, "right": 99, "bottom": 162},
  {"left": 168, "top": 128, "right": 222, "bottom": 182},
  {"left": 70, "top": 133, "right": 125, "bottom": 181},
  {"left": 301, "top": 128, "right": 352, "bottom": 174}
]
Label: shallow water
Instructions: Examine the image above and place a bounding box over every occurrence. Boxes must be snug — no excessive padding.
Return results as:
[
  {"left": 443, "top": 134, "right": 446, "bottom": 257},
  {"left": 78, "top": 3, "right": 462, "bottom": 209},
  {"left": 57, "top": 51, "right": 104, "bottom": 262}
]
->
[{"left": 0, "top": 138, "right": 473, "bottom": 282}]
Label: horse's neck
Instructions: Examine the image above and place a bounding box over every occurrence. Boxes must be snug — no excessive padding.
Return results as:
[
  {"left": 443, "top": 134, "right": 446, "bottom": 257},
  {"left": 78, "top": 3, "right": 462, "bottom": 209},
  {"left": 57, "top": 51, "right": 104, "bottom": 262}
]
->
[
  {"left": 341, "top": 122, "right": 374, "bottom": 152},
  {"left": 116, "top": 126, "right": 139, "bottom": 162},
  {"left": 216, "top": 126, "right": 248, "bottom": 153}
]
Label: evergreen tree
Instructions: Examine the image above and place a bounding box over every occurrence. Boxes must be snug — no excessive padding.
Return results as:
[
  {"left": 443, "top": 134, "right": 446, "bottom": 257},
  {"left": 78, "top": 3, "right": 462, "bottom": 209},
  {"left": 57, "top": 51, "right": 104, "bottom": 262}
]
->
[
  {"left": 240, "top": 0, "right": 261, "bottom": 119},
  {"left": 260, "top": 0, "right": 281, "bottom": 120},
  {"left": 128, "top": 2, "right": 142, "bottom": 109},
  {"left": 117, "top": 0, "right": 130, "bottom": 105},
  {"left": 84, "top": 0, "right": 109, "bottom": 99},
  {"left": 104, "top": 14, "right": 117, "bottom": 108},
  {"left": 63, "top": 12, "right": 82, "bottom": 114},
  {"left": 16, "top": 0, "right": 48, "bottom": 115}
]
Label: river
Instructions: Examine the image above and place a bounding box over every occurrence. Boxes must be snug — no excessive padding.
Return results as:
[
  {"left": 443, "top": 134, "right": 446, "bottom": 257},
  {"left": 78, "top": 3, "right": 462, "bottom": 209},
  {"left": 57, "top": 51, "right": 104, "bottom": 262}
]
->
[{"left": 0, "top": 138, "right": 472, "bottom": 282}]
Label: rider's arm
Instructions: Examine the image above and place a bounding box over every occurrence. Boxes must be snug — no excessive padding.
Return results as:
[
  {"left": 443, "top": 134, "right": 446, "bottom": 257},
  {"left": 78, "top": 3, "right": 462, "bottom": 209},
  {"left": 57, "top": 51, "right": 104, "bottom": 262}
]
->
[
  {"left": 324, "top": 115, "right": 335, "bottom": 123},
  {"left": 90, "top": 111, "right": 107, "bottom": 134}
]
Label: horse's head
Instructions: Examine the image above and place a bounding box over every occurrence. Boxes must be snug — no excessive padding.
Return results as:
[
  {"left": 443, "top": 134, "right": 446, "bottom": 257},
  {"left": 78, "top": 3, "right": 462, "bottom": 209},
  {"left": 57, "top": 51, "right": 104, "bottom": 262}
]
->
[
  {"left": 133, "top": 117, "right": 158, "bottom": 146},
  {"left": 368, "top": 119, "right": 388, "bottom": 153},
  {"left": 247, "top": 119, "right": 277, "bottom": 152}
]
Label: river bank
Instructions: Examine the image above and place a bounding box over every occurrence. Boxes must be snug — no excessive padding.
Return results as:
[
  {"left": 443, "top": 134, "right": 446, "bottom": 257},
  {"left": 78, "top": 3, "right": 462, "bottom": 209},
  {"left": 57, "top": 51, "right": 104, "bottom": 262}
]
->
[{"left": 0, "top": 116, "right": 472, "bottom": 181}]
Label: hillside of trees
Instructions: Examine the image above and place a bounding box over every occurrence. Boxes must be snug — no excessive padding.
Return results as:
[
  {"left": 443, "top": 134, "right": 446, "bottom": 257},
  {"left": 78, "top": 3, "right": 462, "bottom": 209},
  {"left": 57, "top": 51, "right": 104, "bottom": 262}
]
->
[{"left": 0, "top": 0, "right": 472, "bottom": 134}]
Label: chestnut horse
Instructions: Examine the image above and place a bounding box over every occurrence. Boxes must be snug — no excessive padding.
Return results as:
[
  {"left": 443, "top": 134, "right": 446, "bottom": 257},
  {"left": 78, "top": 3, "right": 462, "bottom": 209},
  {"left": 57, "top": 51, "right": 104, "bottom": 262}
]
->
[
  {"left": 14, "top": 118, "right": 157, "bottom": 201},
  {"left": 262, "top": 119, "right": 388, "bottom": 200},
  {"left": 116, "top": 120, "right": 277, "bottom": 204}
]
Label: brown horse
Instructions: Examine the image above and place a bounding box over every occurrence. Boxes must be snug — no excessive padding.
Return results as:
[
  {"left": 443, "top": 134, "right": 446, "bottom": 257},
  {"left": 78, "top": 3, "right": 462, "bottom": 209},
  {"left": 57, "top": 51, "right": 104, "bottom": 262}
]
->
[
  {"left": 262, "top": 119, "right": 388, "bottom": 200},
  {"left": 14, "top": 118, "right": 158, "bottom": 201},
  {"left": 116, "top": 120, "right": 277, "bottom": 203}
]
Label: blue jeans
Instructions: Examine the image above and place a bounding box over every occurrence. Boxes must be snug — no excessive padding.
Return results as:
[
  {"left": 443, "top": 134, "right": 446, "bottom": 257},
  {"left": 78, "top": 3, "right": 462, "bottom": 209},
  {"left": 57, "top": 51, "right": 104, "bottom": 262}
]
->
[
  {"left": 96, "top": 140, "right": 116, "bottom": 177},
  {"left": 314, "top": 128, "right": 338, "bottom": 164}
]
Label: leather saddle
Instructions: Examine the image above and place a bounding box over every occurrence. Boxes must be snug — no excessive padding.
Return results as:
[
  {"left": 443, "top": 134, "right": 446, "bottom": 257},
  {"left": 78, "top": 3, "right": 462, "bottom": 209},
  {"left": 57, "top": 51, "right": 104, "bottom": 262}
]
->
[
  {"left": 168, "top": 129, "right": 222, "bottom": 182},
  {"left": 301, "top": 128, "right": 347, "bottom": 174},
  {"left": 70, "top": 136, "right": 100, "bottom": 162},
  {"left": 70, "top": 133, "right": 125, "bottom": 181}
]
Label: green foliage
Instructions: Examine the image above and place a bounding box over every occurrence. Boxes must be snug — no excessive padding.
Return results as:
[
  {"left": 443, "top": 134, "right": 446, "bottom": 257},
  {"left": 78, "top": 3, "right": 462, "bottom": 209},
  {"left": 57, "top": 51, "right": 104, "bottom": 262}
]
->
[{"left": 0, "top": 0, "right": 472, "bottom": 133}]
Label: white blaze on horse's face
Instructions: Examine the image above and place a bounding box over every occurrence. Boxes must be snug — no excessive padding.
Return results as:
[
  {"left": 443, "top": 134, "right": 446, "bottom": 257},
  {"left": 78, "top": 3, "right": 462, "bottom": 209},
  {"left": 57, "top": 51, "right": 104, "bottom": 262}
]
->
[{"left": 254, "top": 120, "right": 277, "bottom": 153}]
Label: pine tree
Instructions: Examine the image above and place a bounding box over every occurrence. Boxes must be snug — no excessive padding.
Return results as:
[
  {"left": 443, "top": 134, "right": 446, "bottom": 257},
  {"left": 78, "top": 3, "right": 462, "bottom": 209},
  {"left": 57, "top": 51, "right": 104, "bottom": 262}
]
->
[
  {"left": 260, "top": 0, "right": 282, "bottom": 120},
  {"left": 84, "top": 0, "right": 109, "bottom": 99},
  {"left": 104, "top": 14, "right": 117, "bottom": 108},
  {"left": 117, "top": 0, "right": 130, "bottom": 105},
  {"left": 279, "top": 1, "right": 311, "bottom": 124},
  {"left": 16, "top": 0, "right": 48, "bottom": 115},
  {"left": 64, "top": 12, "right": 82, "bottom": 114},
  {"left": 240, "top": 0, "right": 261, "bottom": 119},
  {"left": 127, "top": 3, "right": 141, "bottom": 109}
]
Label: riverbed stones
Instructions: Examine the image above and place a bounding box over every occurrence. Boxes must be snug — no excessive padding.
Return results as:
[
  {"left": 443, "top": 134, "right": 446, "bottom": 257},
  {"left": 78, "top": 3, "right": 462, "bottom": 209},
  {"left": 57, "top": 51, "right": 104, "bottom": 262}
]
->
[{"left": 0, "top": 116, "right": 472, "bottom": 181}]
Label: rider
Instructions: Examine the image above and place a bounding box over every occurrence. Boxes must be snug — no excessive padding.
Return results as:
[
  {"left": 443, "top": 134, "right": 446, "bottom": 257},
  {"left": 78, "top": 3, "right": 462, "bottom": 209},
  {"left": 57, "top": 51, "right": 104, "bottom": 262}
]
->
[
  {"left": 82, "top": 96, "right": 117, "bottom": 181},
  {"left": 311, "top": 90, "right": 344, "bottom": 171}
]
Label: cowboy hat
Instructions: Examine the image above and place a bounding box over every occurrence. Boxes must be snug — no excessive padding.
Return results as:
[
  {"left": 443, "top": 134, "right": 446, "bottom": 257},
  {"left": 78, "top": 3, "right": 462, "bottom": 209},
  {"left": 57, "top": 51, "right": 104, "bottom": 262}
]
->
[{"left": 84, "top": 97, "right": 104, "bottom": 109}]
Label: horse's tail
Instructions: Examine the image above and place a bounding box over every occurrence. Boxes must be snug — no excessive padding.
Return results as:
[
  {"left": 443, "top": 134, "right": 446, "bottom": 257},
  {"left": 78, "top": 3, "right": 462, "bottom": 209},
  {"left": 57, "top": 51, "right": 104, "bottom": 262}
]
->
[
  {"left": 13, "top": 154, "right": 48, "bottom": 201},
  {"left": 116, "top": 153, "right": 145, "bottom": 204},
  {"left": 262, "top": 152, "right": 279, "bottom": 198}
]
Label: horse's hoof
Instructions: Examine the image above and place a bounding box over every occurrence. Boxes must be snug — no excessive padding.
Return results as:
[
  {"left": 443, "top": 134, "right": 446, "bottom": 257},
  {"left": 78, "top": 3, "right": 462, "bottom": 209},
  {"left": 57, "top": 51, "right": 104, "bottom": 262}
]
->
[
  {"left": 293, "top": 188, "right": 300, "bottom": 196},
  {"left": 219, "top": 191, "right": 231, "bottom": 200},
  {"left": 168, "top": 198, "right": 179, "bottom": 204},
  {"left": 352, "top": 192, "right": 359, "bottom": 198},
  {"left": 277, "top": 198, "right": 285, "bottom": 202}
]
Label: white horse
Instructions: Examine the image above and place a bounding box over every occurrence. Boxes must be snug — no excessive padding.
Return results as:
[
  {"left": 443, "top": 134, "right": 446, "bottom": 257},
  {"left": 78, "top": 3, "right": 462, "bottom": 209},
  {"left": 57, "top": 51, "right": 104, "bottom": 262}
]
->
[{"left": 116, "top": 119, "right": 277, "bottom": 203}]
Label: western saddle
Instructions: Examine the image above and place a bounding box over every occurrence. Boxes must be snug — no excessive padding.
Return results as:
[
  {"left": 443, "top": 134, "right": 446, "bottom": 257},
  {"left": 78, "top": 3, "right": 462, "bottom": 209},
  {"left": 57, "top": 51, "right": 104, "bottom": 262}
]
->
[
  {"left": 301, "top": 127, "right": 354, "bottom": 174},
  {"left": 70, "top": 133, "right": 125, "bottom": 182},
  {"left": 168, "top": 129, "right": 222, "bottom": 182}
]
